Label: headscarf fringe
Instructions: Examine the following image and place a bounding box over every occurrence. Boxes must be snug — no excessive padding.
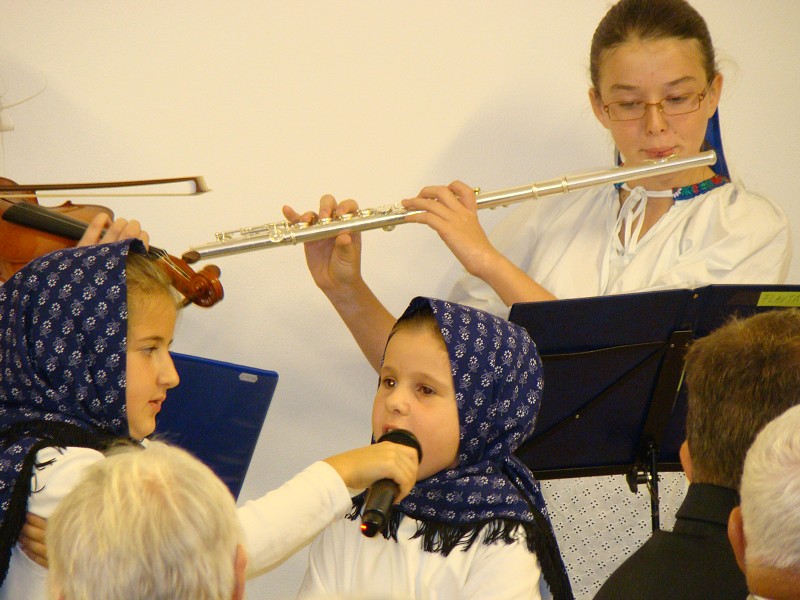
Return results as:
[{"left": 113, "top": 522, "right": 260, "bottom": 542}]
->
[{"left": 528, "top": 501, "right": 573, "bottom": 600}]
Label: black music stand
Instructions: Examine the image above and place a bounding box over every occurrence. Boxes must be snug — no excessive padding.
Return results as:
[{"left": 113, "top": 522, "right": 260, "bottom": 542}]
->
[{"left": 509, "top": 284, "right": 800, "bottom": 531}]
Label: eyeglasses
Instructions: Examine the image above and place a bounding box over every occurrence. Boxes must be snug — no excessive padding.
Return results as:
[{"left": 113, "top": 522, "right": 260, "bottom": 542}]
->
[{"left": 602, "top": 83, "right": 712, "bottom": 121}]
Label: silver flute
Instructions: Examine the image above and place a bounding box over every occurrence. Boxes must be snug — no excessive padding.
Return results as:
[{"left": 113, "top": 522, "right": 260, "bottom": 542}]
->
[{"left": 182, "top": 150, "right": 716, "bottom": 263}]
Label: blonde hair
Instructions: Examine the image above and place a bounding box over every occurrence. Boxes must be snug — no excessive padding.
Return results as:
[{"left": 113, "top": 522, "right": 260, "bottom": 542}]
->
[
  {"left": 125, "top": 251, "right": 179, "bottom": 322},
  {"left": 48, "top": 442, "right": 242, "bottom": 600}
]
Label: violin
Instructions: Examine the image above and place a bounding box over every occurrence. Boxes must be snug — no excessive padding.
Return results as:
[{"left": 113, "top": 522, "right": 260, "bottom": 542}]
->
[{"left": 0, "top": 176, "right": 223, "bottom": 307}]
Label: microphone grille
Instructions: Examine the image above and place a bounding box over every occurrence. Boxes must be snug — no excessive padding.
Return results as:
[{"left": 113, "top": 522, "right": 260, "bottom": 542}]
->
[{"left": 377, "top": 429, "right": 422, "bottom": 462}]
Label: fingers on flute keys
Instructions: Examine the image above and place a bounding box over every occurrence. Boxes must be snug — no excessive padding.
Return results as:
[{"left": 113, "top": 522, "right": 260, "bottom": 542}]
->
[
  {"left": 283, "top": 195, "right": 360, "bottom": 226},
  {"left": 404, "top": 181, "right": 477, "bottom": 216}
]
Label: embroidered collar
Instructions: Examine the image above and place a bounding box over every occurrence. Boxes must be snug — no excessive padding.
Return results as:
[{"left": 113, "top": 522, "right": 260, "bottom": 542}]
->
[{"left": 614, "top": 174, "right": 729, "bottom": 201}]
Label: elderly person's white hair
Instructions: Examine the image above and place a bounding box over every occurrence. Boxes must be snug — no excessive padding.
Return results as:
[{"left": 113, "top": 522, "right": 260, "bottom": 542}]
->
[
  {"left": 738, "top": 403, "right": 800, "bottom": 571},
  {"left": 47, "top": 441, "right": 245, "bottom": 600}
]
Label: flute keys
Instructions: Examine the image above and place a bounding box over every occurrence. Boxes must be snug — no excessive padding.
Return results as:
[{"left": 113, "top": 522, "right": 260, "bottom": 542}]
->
[{"left": 268, "top": 224, "right": 287, "bottom": 242}]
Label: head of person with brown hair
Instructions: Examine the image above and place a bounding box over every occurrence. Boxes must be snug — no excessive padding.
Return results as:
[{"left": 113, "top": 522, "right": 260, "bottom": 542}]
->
[{"left": 683, "top": 308, "right": 800, "bottom": 489}]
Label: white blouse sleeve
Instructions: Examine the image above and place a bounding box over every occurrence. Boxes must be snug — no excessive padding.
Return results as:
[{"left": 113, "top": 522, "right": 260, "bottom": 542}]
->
[
  {"left": 237, "top": 460, "right": 353, "bottom": 577},
  {"left": 27, "top": 446, "right": 105, "bottom": 519}
]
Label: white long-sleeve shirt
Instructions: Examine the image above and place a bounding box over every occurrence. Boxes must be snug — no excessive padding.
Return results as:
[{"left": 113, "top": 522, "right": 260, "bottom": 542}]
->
[{"left": 238, "top": 460, "right": 353, "bottom": 577}]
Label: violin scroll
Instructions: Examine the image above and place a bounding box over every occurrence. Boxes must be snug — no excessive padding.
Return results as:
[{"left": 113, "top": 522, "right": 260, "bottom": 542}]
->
[{"left": 152, "top": 250, "right": 224, "bottom": 308}]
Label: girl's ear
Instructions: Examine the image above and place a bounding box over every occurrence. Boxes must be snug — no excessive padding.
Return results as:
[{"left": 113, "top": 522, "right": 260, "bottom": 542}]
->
[
  {"left": 589, "top": 88, "right": 610, "bottom": 129},
  {"left": 704, "top": 73, "right": 723, "bottom": 117}
]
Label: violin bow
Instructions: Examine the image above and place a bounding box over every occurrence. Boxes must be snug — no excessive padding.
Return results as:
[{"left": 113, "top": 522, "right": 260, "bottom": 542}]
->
[{"left": 0, "top": 176, "right": 209, "bottom": 198}]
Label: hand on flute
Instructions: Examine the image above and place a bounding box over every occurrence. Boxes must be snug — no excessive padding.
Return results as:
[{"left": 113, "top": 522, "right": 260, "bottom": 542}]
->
[
  {"left": 401, "top": 180, "right": 500, "bottom": 280},
  {"left": 282, "top": 195, "right": 364, "bottom": 297}
]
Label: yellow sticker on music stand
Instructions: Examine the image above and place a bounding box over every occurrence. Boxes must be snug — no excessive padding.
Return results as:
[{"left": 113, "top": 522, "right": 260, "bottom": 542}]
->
[{"left": 757, "top": 292, "right": 800, "bottom": 307}]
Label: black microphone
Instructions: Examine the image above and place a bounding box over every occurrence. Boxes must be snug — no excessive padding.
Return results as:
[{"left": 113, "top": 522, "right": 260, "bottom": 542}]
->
[{"left": 360, "top": 429, "right": 422, "bottom": 538}]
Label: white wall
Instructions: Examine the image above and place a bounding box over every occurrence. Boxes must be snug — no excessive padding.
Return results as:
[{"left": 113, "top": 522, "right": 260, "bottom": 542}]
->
[{"left": 1, "top": 2, "right": 798, "bottom": 597}]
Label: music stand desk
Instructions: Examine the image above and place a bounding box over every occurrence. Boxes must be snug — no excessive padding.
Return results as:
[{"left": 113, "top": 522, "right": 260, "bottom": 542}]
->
[{"left": 509, "top": 284, "right": 800, "bottom": 528}]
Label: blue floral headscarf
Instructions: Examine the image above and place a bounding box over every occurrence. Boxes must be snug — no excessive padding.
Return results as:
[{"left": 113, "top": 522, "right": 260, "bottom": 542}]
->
[
  {"left": 0, "top": 240, "right": 139, "bottom": 582},
  {"left": 351, "top": 297, "right": 572, "bottom": 600}
]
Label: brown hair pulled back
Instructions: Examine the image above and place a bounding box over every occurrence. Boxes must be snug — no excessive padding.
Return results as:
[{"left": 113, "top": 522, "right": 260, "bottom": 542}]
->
[{"left": 590, "top": 0, "right": 717, "bottom": 92}]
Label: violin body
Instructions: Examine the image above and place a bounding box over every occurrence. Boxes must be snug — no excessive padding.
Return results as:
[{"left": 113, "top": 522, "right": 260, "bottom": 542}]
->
[
  {"left": 0, "top": 188, "right": 113, "bottom": 281},
  {"left": 0, "top": 177, "right": 223, "bottom": 307}
]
